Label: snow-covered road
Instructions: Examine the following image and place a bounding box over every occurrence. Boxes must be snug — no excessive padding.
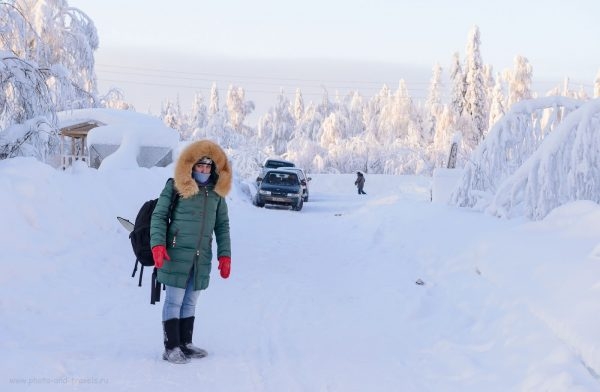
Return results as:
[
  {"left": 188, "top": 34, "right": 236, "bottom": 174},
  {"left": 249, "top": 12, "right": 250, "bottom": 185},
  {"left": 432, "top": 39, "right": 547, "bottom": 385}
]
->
[{"left": 2, "top": 161, "right": 600, "bottom": 391}]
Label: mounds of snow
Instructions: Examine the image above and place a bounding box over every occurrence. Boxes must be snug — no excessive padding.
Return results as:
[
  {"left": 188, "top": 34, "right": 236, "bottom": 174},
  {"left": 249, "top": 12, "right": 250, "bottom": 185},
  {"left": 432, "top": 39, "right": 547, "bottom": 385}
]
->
[
  {"left": 536, "top": 200, "right": 600, "bottom": 237},
  {"left": 432, "top": 168, "right": 463, "bottom": 204}
]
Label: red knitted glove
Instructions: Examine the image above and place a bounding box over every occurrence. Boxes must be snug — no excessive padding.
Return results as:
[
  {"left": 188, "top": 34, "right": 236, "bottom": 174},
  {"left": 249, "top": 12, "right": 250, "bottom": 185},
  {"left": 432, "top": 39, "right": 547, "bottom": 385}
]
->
[
  {"left": 152, "top": 245, "right": 170, "bottom": 269},
  {"left": 218, "top": 256, "right": 231, "bottom": 279}
]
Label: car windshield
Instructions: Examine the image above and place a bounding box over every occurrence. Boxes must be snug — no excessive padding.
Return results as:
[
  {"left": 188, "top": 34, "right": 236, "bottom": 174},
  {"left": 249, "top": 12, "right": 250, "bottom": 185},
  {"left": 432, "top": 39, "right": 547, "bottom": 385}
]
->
[
  {"left": 265, "top": 173, "right": 298, "bottom": 185},
  {"left": 265, "top": 160, "right": 294, "bottom": 169}
]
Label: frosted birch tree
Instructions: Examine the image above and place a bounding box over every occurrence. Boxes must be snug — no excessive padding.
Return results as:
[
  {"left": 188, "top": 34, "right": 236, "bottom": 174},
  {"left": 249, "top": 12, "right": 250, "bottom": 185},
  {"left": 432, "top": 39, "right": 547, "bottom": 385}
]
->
[
  {"left": 506, "top": 55, "right": 533, "bottom": 107},
  {"left": 161, "top": 98, "right": 182, "bottom": 135},
  {"left": 16, "top": 0, "right": 99, "bottom": 109},
  {"left": 226, "top": 84, "right": 254, "bottom": 137},
  {"left": 0, "top": 0, "right": 100, "bottom": 160},
  {"left": 189, "top": 92, "right": 208, "bottom": 139},
  {"left": 363, "top": 84, "right": 389, "bottom": 141},
  {"left": 347, "top": 91, "right": 365, "bottom": 137},
  {"left": 258, "top": 89, "right": 294, "bottom": 155},
  {"left": 99, "top": 88, "right": 132, "bottom": 110}
]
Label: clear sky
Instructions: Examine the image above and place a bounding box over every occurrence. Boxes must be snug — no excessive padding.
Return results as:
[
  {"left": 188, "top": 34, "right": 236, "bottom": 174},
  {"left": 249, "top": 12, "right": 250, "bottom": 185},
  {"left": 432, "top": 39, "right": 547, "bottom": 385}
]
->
[{"left": 68, "top": 0, "right": 599, "bottom": 116}]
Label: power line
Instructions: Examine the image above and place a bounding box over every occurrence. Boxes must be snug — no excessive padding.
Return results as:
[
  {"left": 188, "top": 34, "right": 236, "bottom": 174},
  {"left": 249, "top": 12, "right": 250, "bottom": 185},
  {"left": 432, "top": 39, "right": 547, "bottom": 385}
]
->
[
  {"left": 95, "top": 63, "right": 593, "bottom": 104},
  {"left": 97, "top": 77, "right": 429, "bottom": 99},
  {"left": 95, "top": 63, "right": 433, "bottom": 87}
]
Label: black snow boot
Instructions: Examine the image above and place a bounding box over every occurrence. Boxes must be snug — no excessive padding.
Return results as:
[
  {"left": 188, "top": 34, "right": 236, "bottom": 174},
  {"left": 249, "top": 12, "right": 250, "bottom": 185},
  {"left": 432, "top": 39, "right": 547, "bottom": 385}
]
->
[
  {"left": 162, "top": 318, "right": 190, "bottom": 364},
  {"left": 179, "top": 316, "right": 208, "bottom": 358}
]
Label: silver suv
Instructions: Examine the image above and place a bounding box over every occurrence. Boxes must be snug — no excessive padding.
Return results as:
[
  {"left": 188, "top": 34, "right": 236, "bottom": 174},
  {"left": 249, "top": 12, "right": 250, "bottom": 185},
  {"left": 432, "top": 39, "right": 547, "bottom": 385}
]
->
[{"left": 256, "top": 158, "right": 295, "bottom": 184}]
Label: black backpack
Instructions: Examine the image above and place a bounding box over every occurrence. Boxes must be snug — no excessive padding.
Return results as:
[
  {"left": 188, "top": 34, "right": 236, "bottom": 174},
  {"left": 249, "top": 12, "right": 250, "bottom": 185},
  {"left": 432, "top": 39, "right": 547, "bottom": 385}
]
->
[{"left": 129, "top": 178, "right": 179, "bottom": 304}]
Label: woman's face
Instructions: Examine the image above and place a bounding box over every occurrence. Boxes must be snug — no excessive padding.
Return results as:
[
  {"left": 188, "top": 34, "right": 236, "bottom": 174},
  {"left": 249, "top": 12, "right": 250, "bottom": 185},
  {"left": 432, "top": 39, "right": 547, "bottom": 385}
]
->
[{"left": 194, "top": 162, "right": 212, "bottom": 174}]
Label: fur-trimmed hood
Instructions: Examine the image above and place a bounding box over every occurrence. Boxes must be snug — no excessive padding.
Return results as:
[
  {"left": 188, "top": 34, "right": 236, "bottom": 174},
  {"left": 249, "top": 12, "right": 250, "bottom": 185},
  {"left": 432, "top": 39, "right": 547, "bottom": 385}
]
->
[{"left": 174, "top": 140, "right": 232, "bottom": 198}]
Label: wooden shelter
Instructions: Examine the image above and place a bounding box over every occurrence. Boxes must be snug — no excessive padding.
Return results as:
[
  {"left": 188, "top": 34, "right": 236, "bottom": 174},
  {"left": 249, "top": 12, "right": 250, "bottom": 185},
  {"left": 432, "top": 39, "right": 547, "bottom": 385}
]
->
[{"left": 59, "top": 120, "right": 104, "bottom": 169}]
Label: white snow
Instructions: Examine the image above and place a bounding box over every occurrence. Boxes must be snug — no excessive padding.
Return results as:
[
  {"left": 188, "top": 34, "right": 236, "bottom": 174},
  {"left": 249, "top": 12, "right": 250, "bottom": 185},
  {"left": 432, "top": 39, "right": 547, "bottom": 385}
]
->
[
  {"left": 2, "top": 110, "right": 600, "bottom": 391},
  {"left": 1, "top": 164, "right": 600, "bottom": 391}
]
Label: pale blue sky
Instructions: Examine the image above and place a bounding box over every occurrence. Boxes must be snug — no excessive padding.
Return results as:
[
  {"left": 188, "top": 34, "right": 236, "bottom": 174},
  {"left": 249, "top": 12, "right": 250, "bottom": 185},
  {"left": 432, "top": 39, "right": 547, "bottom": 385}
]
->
[
  {"left": 71, "top": 0, "right": 599, "bottom": 79},
  {"left": 68, "top": 0, "right": 599, "bottom": 117}
]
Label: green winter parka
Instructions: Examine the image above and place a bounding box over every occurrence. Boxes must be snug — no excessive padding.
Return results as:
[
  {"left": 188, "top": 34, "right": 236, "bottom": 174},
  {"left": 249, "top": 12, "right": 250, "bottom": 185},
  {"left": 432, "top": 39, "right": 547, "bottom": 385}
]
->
[{"left": 150, "top": 140, "right": 232, "bottom": 291}]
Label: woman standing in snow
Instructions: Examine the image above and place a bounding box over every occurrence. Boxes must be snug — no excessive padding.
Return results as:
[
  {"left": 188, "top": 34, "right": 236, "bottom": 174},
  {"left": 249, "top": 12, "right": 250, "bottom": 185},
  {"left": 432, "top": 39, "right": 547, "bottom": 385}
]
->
[{"left": 150, "top": 140, "right": 232, "bottom": 364}]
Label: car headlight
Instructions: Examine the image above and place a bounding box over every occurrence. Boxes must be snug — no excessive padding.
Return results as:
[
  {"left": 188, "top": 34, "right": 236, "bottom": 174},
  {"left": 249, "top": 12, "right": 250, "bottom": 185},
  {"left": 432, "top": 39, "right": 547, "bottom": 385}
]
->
[{"left": 259, "top": 190, "right": 271, "bottom": 195}]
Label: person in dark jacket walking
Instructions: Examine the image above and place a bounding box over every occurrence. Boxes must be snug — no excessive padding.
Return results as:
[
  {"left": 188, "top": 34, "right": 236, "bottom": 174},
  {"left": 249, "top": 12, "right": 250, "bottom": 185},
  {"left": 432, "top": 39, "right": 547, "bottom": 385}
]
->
[
  {"left": 355, "top": 171, "right": 366, "bottom": 194},
  {"left": 150, "top": 139, "right": 232, "bottom": 364}
]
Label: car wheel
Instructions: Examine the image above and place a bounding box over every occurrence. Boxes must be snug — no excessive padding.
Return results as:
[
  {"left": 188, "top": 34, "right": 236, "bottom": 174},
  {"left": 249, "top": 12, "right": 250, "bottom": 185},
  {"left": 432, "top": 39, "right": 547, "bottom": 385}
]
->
[
  {"left": 294, "top": 199, "right": 303, "bottom": 211},
  {"left": 254, "top": 196, "right": 265, "bottom": 207}
]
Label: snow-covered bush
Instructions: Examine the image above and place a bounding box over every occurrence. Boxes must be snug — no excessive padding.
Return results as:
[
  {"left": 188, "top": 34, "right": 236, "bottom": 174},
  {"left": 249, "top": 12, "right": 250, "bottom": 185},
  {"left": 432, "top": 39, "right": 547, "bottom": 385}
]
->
[
  {"left": 451, "top": 96, "right": 583, "bottom": 209},
  {"left": 488, "top": 98, "right": 600, "bottom": 219}
]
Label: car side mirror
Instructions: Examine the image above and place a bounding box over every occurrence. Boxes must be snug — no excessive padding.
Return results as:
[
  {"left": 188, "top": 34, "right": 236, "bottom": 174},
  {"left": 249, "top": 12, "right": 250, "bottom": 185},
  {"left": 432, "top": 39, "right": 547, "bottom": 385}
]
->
[
  {"left": 301, "top": 180, "right": 307, "bottom": 185},
  {"left": 307, "top": 177, "right": 312, "bottom": 181}
]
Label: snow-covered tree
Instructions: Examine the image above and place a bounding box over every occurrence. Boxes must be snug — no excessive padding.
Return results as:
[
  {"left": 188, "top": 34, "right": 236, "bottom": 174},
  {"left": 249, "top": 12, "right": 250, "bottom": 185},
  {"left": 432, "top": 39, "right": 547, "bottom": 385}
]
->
[
  {"left": 293, "top": 88, "right": 304, "bottom": 125},
  {"left": 506, "top": 55, "right": 533, "bottom": 107},
  {"left": 258, "top": 89, "right": 295, "bottom": 155},
  {"left": 226, "top": 84, "right": 254, "bottom": 135},
  {"left": 99, "top": 88, "right": 132, "bottom": 110},
  {"left": 488, "top": 73, "right": 505, "bottom": 130},
  {"left": 189, "top": 92, "right": 208, "bottom": 139},
  {"left": 451, "top": 96, "right": 583, "bottom": 210},
  {"left": 463, "top": 25, "right": 488, "bottom": 147},
  {"left": 488, "top": 99, "right": 600, "bottom": 220},
  {"left": 161, "top": 98, "right": 182, "bottom": 135},
  {"left": 320, "top": 112, "right": 344, "bottom": 150},
  {"left": 363, "top": 84, "right": 389, "bottom": 141},
  {"left": 424, "top": 63, "right": 443, "bottom": 146},
  {"left": 449, "top": 52, "right": 466, "bottom": 117},
  {"left": 379, "top": 80, "right": 413, "bottom": 144},
  {"left": 0, "top": 0, "right": 101, "bottom": 161},
  {"left": 208, "top": 83, "right": 219, "bottom": 116},
  {"left": 15, "top": 0, "right": 99, "bottom": 109},
  {"left": 347, "top": 91, "right": 365, "bottom": 137},
  {"left": 431, "top": 106, "right": 457, "bottom": 167},
  {"left": 0, "top": 54, "right": 57, "bottom": 158},
  {"left": 317, "top": 86, "right": 332, "bottom": 118}
]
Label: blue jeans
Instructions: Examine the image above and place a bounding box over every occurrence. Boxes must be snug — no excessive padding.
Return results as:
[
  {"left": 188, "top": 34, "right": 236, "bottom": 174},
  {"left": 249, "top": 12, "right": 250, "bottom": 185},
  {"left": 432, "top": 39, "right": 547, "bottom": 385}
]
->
[{"left": 162, "top": 270, "right": 200, "bottom": 321}]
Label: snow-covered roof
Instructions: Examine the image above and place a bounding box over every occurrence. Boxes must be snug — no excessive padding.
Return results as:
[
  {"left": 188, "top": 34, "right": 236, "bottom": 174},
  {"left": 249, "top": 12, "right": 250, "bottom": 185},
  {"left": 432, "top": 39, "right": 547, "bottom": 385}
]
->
[
  {"left": 57, "top": 108, "right": 180, "bottom": 170},
  {"left": 57, "top": 108, "right": 179, "bottom": 148}
]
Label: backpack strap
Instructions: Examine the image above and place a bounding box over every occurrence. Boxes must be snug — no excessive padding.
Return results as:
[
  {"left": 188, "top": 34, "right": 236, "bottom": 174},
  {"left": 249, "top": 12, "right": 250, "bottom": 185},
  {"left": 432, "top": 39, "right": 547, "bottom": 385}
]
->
[
  {"left": 150, "top": 267, "right": 161, "bottom": 305},
  {"left": 138, "top": 263, "right": 144, "bottom": 287},
  {"left": 131, "top": 258, "right": 138, "bottom": 278},
  {"left": 166, "top": 178, "right": 179, "bottom": 228}
]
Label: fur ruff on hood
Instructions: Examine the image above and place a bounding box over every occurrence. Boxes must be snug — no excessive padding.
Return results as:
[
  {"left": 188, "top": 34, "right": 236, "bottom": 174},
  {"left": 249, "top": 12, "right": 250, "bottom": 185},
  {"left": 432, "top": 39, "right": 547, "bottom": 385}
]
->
[{"left": 174, "top": 140, "right": 232, "bottom": 198}]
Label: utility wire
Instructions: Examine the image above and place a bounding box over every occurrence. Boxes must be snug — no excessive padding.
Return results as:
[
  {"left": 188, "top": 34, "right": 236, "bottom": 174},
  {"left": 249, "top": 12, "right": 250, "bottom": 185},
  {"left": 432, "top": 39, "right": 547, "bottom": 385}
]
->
[{"left": 96, "top": 63, "right": 433, "bottom": 86}]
